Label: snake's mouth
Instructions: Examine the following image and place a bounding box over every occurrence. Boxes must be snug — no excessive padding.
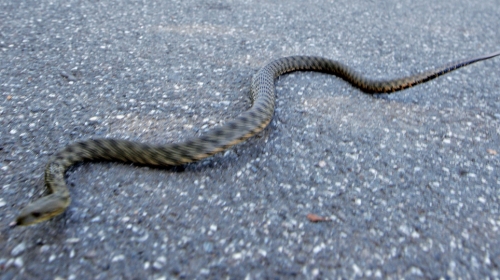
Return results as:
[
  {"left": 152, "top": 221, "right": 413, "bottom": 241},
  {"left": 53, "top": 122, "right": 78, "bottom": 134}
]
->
[{"left": 12, "top": 193, "right": 70, "bottom": 227}]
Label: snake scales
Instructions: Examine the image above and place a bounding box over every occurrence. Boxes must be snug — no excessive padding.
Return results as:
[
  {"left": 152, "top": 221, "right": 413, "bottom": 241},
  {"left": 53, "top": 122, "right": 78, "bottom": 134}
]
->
[{"left": 12, "top": 51, "right": 500, "bottom": 226}]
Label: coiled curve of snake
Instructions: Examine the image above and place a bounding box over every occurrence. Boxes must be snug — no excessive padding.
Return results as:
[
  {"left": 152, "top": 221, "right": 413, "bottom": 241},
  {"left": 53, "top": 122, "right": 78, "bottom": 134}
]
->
[{"left": 12, "top": 51, "right": 500, "bottom": 226}]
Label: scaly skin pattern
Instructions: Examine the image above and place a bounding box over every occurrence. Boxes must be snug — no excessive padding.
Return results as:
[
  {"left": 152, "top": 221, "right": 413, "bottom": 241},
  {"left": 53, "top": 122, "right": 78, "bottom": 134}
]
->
[{"left": 12, "top": 51, "right": 500, "bottom": 226}]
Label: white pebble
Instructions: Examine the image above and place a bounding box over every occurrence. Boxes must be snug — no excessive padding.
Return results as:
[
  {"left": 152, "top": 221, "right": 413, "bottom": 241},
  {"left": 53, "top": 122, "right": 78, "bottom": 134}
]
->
[
  {"left": 112, "top": 255, "right": 125, "bottom": 262},
  {"left": 313, "top": 244, "right": 324, "bottom": 254},
  {"left": 40, "top": 245, "right": 51, "bottom": 253},
  {"left": 258, "top": 249, "right": 267, "bottom": 257},
  {"left": 153, "top": 256, "right": 167, "bottom": 269},
  {"left": 399, "top": 224, "right": 411, "bottom": 236},
  {"left": 65, "top": 238, "right": 80, "bottom": 243},
  {"left": 232, "top": 252, "right": 242, "bottom": 260},
  {"left": 14, "top": 257, "right": 23, "bottom": 268},
  {"left": 11, "top": 243, "right": 26, "bottom": 256}
]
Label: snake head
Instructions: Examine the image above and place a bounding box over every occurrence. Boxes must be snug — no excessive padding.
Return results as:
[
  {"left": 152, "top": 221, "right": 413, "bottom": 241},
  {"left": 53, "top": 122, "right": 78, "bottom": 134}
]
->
[{"left": 11, "top": 194, "right": 70, "bottom": 227}]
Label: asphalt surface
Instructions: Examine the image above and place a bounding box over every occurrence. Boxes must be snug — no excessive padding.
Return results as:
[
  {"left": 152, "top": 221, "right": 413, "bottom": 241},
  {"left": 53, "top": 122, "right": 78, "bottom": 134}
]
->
[{"left": 1, "top": 0, "right": 500, "bottom": 279}]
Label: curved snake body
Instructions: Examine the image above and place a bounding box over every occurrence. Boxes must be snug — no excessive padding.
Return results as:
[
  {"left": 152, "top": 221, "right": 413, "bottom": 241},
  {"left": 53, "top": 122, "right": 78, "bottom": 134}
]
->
[{"left": 13, "top": 51, "right": 500, "bottom": 226}]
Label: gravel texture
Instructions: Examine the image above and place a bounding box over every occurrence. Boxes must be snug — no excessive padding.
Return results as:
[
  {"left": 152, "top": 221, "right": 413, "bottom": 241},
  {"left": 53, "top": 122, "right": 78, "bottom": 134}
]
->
[{"left": 1, "top": 0, "right": 500, "bottom": 279}]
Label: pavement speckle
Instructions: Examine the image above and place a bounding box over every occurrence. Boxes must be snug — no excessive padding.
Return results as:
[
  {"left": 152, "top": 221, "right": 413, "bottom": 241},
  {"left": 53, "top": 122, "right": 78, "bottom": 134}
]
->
[
  {"left": 10, "top": 243, "right": 25, "bottom": 257},
  {"left": 1, "top": 0, "right": 500, "bottom": 278}
]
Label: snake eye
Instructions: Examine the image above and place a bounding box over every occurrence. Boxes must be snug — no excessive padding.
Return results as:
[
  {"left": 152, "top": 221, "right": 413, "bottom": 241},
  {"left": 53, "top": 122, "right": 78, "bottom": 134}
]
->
[{"left": 32, "top": 212, "right": 41, "bottom": 218}]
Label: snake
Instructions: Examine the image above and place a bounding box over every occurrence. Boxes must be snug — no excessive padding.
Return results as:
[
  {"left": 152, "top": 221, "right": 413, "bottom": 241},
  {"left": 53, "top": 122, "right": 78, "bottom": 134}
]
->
[{"left": 11, "top": 51, "right": 500, "bottom": 227}]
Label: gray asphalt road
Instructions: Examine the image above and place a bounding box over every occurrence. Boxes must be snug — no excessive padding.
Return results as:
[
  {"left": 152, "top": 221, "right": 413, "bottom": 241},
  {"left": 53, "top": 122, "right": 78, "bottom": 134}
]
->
[{"left": 1, "top": 0, "right": 500, "bottom": 278}]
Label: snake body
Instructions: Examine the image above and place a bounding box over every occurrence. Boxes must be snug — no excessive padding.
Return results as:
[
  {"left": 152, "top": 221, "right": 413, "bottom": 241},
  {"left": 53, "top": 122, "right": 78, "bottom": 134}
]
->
[{"left": 13, "top": 51, "right": 500, "bottom": 226}]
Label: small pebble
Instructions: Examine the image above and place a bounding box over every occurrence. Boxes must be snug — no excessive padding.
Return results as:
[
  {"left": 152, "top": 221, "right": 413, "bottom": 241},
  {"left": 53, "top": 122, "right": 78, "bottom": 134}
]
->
[
  {"left": 203, "top": 242, "right": 214, "bottom": 253},
  {"left": 14, "top": 257, "right": 23, "bottom": 268},
  {"left": 153, "top": 256, "right": 167, "bottom": 270},
  {"left": 112, "top": 255, "right": 125, "bottom": 262},
  {"left": 11, "top": 243, "right": 26, "bottom": 256},
  {"left": 66, "top": 238, "right": 80, "bottom": 243}
]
